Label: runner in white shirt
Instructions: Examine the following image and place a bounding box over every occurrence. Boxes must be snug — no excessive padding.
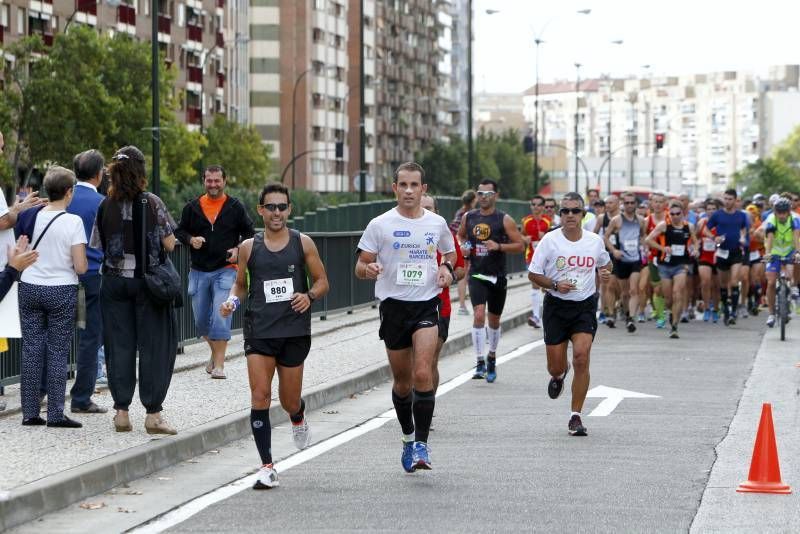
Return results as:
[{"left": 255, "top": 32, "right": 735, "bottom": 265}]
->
[
  {"left": 355, "top": 162, "right": 456, "bottom": 473},
  {"left": 529, "top": 192, "right": 612, "bottom": 437}
]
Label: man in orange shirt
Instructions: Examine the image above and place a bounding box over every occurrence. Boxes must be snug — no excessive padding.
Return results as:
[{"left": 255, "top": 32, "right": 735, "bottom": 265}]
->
[
  {"left": 521, "top": 195, "right": 551, "bottom": 327},
  {"left": 176, "top": 165, "right": 255, "bottom": 378}
]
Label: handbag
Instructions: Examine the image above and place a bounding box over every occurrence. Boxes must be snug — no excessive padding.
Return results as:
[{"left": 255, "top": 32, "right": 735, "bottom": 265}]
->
[{"left": 139, "top": 195, "right": 182, "bottom": 307}]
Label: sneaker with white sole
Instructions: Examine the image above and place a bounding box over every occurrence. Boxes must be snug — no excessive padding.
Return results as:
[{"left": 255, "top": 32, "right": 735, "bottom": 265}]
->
[
  {"left": 253, "top": 464, "right": 279, "bottom": 489},
  {"left": 568, "top": 414, "right": 587, "bottom": 436},
  {"left": 766, "top": 314, "right": 776, "bottom": 328},
  {"left": 548, "top": 363, "right": 571, "bottom": 399},
  {"left": 211, "top": 367, "right": 226, "bottom": 379},
  {"left": 291, "top": 417, "right": 311, "bottom": 450}
]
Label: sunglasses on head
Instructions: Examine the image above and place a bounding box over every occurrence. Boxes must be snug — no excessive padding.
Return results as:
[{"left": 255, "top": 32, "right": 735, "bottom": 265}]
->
[
  {"left": 260, "top": 203, "right": 289, "bottom": 212},
  {"left": 477, "top": 191, "right": 496, "bottom": 198},
  {"left": 559, "top": 207, "right": 583, "bottom": 215}
]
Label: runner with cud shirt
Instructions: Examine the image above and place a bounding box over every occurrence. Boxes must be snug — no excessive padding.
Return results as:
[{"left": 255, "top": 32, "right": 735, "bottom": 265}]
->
[
  {"left": 529, "top": 192, "right": 612, "bottom": 436},
  {"left": 457, "top": 179, "right": 524, "bottom": 383},
  {"left": 707, "top": 188, "right": 749, "bottom": 326}
]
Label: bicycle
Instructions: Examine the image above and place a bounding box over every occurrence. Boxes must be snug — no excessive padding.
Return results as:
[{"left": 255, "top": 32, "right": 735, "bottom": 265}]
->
[{"left": 764, "top": 254, "right": 798, "bottom": 341}]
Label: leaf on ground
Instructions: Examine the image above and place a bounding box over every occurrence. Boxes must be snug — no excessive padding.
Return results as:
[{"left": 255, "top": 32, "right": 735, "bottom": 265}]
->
[
  {"left": 208, "top": 449, "right": 220, "bottom": 454},
  {"left": 323, "top": 410, "right": 339, "bottom": 414},
  {"left": 79, "top": 502, "right": 106, "bottom": 510},
  {"left": 117, "top": 507, "right": 135, "bottom": 513},
  {"left": 349, "top": 394, "right": 357, "bottom": 399},
  {"left": 156, "top": 477, "right": 172, "bottom": 481},
  {"left": 124, "top": 490, "right": 143, "bottom": 495},
  {"left": 185, "top": 459, "right": 200, "bottom": 464}
]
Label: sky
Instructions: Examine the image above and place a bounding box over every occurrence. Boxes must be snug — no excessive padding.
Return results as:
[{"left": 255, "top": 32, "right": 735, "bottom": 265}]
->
[{"left": 473, "top": 0, "right": 800, "bottom": 93}]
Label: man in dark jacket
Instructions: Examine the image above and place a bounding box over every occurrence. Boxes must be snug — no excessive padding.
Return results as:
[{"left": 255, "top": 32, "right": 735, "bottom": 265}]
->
[{"left": 175, "top": 165, "right": 255, "bottom": 378}]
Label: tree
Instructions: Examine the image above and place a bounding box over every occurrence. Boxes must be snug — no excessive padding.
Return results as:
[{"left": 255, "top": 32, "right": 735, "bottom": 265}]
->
[
  {"left": 415, "top": 136, "right": 468, "bottom": 196},
  {"left": 732, "top": 158, "right": 800, "bottom": 196},
  {"left": 201, "top": 115, "right": 272, "bottom": 188},
  {"left": 475, "top": 129, "right": 533, "bottom": 199}
]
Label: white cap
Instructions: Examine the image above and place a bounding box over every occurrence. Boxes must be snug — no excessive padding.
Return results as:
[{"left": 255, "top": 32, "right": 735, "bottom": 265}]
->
[{"left": 769, "top": 193, "right": 780, "bottom": 205}]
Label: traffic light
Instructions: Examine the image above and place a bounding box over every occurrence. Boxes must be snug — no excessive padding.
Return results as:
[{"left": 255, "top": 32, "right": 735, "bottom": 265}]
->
[
  {"left": 655, "top": 133, "right": 665, "bottom": 150},
  {"left": 523, "top": 135, "right": 536, "bottom": 154},
  {"left": 335, "top": 141, "right": 344, "bottom": 159}
]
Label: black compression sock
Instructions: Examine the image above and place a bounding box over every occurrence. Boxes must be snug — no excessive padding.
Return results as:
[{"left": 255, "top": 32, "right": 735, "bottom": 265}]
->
[
  {"left": 413, "top": 390, "right": 436, "bottom": 443},
  {"left": 290, "top": 398, "right": 305, "bottom": 424},
  {"left": 731, "top": 287, "right": 740, "bottom": 311},
  {"left": 250, "top": 409, "right": 272, "bottom": 465},
  {"left": 392, "top": 389, "right": 414, "bottom": 436},
  {"left": 720, "top": 288, "right": 729, "bottom": 312}
]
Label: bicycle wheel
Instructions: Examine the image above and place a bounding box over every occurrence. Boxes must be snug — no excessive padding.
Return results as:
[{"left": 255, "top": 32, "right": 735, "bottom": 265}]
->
[{"left": 779, "top": 281, "right": 787, "bottom": 341}]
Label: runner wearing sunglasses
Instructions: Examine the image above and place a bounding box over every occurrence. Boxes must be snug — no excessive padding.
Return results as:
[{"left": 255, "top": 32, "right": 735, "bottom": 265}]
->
[
  {"left": 529, "top": 192, "right": 612, "bottom": 436},
  {"left": 457, "top": 179, "right": 524, "bottom": 383}
]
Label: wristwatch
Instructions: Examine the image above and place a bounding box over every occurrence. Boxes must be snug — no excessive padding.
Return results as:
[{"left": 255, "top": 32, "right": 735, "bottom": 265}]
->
[
  {"left": 307, "top": 290, "right": 317, "bottom": 303},
  {"left": 551, "top": 279, "right": 558, "bottom": 291},
  {"left": 443, "top": 260, "right": 455, "bottom": 276}
]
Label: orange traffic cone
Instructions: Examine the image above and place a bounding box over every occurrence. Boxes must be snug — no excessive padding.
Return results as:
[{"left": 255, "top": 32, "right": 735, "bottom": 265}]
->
[{"left": 737, "top": 403, "right": 792, "bottom": 494}]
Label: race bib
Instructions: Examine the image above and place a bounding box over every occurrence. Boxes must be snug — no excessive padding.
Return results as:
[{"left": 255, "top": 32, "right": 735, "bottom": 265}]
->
[
  {"left": 566, "top": 275, "right": 584, "bottom": 291},
  {"left": 702, "top": 239, "right": 716, "bottom": 252},
  {"left": 716, "top": 248, "right": 729, "bottom": 259},
  {"left": 474, "top": 244, "right": 489, "bottom": 257},
  {"left": 623, "top": 239, "right": 639, "bottom": 252},
  {"left": 397, "top": 262, "right": 427, "bottom": 286},
  {"left": 750, "top": 250, "right": 761, "bottom": 262},
  {"left": 671, "top": 244, "right": 685, "bottom": 256},
  {"left": 263, "top": 278, "right": 294, "bottom": 303}
]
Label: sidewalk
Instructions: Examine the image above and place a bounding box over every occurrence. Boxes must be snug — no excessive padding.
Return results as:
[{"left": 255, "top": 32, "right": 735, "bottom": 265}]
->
[{"left": 0, "top": 276, "right": 534, "bottom": 530}]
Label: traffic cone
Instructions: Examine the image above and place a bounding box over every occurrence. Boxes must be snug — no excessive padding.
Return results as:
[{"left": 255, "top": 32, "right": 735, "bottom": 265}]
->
[{"left": 737, "top": 403, "right": 791, "bottom": 494}]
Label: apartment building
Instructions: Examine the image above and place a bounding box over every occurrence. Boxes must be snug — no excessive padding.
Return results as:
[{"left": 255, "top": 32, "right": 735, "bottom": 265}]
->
[
  {"left": 522, "top": 66, "right": 800, "bottom": 196},
  {"left": 1, "top": 0, "right": 246, "bottom": 130}
]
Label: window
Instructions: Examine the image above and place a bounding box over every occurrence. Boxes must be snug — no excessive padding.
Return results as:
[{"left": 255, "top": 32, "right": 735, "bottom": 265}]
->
[
  {"left": 312, "top": 61, "right": 325, "bottom": 75},
  {"left": 313, "top": 0, "right": 324, "bottom": 9},
  {"left": 311, "top": 159, "right": 325, "bottom": 174},
  {"left": 312, "top": 93, "right": 325, "bottom": 108},
  {"left": 312, "top": 126, "right": 324, "bottom": 141},
  {"left": 312, "top": 28, "right": 324, "bottom": 43},
  {"left": 18, "top": 7, "right": 26, "bottom": 34},
  {"left": 334, "top": 67, "right": 344, "bottom": 82}
]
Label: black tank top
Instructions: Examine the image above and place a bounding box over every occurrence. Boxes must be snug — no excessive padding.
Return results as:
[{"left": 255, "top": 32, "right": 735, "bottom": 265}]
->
[
  {"left": 663, "top": 223, "right": 691, "bottom": 266},
  {"left": 244, "top": 230, "right": 310, "bottom": 339},
  {"left": 465, "top": 209, "right": 508, "bottom": 277}
]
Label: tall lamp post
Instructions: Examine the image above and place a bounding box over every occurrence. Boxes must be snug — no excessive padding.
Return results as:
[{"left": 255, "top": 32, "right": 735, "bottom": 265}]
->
[
  {"left": 151, "top": 0, "right": 160, "bottom": 195},
  {"left": 359, "top": 0, "right": 366, "bottom": 201},
  {"left": 605, "top": 39, "right": 624, "bottom": 194},
  {"left": 292, "top": 67, "right": 313, "bottom": 191},
  {"left": 573, "top": 62, "right": 582, "bottom": 192},
  {"left": 467, "top": 0, "right": 474, "bottom": 184}
]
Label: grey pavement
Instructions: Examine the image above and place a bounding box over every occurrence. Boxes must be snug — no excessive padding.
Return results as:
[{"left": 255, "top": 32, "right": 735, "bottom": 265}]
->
[{"left": 0, "top": 276, "right": 531, "bottom": 529}]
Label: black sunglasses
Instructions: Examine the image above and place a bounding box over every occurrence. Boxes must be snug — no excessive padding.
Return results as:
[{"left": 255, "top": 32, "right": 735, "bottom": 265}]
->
[
  {"left": 559, "top": 207, "right": 583, "bottom": 215},
  {"left": 260, "top": 203, "right": 289, "bottom": 212},
  {"left": 531, "top": 201, "right": 543, "bottom": 207},
  {"left": 669, "top": 210, "right": 683, "bottom": 216}
]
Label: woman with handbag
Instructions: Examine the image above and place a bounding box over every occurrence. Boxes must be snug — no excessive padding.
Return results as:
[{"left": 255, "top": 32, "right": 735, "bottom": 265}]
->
[
  {"left": 19, "top": 166, "right": 88, "bottom": 427},
  {"left": 91, "top": 146, "right": 179, "bottom": 434}
]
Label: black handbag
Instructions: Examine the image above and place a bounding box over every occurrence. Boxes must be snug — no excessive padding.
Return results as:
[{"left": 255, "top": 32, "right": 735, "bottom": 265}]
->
[{"left": 139, "top": 195, "right": 182, "bottom": 307}]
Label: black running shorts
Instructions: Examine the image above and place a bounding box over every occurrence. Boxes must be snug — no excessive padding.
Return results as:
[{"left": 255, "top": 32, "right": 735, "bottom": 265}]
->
[
  {"left": 612, "top": 259, "right": 641, "bottom": 280},
  {"left": 379, "top": 297, "right": 440, "bottom": 350},
  {"left": 244, "top": 335, "right": 311, "bottom": 367},
  {"left": 468, "top": 275, "right": 508, "bottom": 315},
  {"left": 542, "top": 293, "right": 598, "bottom": 345},
  {"left": 437, "top": 315, "right": 451, "bottom": 343},
  {"left": 715, "top": 248, "right": 744, "bottom": 271}
]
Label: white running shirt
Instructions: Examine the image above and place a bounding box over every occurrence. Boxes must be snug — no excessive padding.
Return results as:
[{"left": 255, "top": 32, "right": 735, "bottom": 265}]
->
[
  {"left": 358, "top": 207, "right": 455, "bottom": 302},
  {"left": 529, "top": 228, "right": 611, "bottom": 302}
]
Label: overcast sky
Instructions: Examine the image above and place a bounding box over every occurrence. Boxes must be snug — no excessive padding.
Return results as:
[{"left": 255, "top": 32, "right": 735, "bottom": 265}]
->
[{"left": 473, "top": 0, "right": 800, "bottom": 93}]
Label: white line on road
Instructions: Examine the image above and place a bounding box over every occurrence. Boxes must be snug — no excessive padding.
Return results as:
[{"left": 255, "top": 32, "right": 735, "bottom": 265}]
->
[{"left": 130, "top": 339, "right": 544, "bottom": 533}]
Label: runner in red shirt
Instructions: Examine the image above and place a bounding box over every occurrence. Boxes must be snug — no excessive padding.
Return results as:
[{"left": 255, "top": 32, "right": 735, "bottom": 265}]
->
[
  {"left": 422, "top": 194, "right": 466, "bottom": 392},
  {"left": 520, "top": 195, "right": 551, "bottom": 328},
  {"left": 696, "top": 199, "right": 720, "bottom": 322}
]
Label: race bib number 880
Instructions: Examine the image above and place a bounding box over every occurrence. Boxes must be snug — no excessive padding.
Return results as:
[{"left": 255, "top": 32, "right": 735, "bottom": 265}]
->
[{"left": 263, "top": 278, "right": 294, "bottom": 303}]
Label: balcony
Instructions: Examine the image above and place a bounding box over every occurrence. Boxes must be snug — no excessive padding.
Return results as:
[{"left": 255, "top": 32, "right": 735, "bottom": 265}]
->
[
  {"left": 187, "top": 66, "right": 203, "bottom": 84},
  {"left": 186, "top": 107, "right": 201, "bottom": 125},
  {"left": 75, "top": 0, "right": 97, "bottom": 15},
  {"left": 216, "top": 0, "right": 224, "bottom": 7},
  {"left": 216, "top": 72, "right": 225, "bottom": 88},
  {"left": 43, "top": 32, "right": 53, "bottom": 47},
  {"left": 187, "top": 23, "right": 202, "bottom": 42},
  {"left": 0, "top": 26, "right": 3, "bottom": 45},
  {"left": 216, "top": 31, "right": 224, "bottom": 48},
  {"left": 158, "top": 15, "right": 171, "bottom": 34},
  {"left": 117, "top": 4, "right": 136, "bottom": 25}
]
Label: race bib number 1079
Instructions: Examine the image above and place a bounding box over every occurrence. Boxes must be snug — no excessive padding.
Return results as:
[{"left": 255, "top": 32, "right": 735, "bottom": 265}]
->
[{"left": 397, "top": 262, "right": 426, "bottom": 286}]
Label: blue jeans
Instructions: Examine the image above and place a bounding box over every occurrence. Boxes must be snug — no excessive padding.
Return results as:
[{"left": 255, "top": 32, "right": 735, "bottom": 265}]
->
[
  {"left": 71, "top": 273, "right": 103, "bottom": 409},
  {"left": 188, "top": 268, "right": 236, "bottom": 340}
]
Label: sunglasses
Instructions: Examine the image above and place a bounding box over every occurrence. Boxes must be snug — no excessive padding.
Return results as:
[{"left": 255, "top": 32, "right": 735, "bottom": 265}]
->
[
  {"left": 623, "top": 201, "right": 637, "bottom": 205},
  {"left": 559, "top": 208, "right": 583, "bottom": 215},
  {"left": 544, "top": 205, "right": 555, "bottom": 209},
  {"left": 260, "top": 203, "right": 290, "bottom": 212},
  {"left": 669, "top": 210, "right": 682, "bottom": 216},
  {"left": 531, "top": 202, "right": 543, "bottom": 207},
  {"left": 476, "top": 191, "right": 496, "bottom": 198}
]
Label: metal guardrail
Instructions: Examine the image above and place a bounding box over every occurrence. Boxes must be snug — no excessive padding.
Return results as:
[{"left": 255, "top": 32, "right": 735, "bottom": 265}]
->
[{"left": 1, "top": 230, "right": 527, "bottom": 390}]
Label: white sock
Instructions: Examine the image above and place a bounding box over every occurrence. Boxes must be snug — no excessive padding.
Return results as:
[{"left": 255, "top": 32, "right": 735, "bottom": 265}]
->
[
  {"left": 402, "top": 432, "right": 415, "bottom": 443},
  {"left": 571, "top": 411, "right": 581, "bottom": 418},
  {"left": 531, "top": 289, "right": 542, "bottom": 319},
  {"left": 487, "top": 326, "right": 501, "bottom": 353},
  {"left": 472, "top": 327, "right": 486, "bottom": 360}
]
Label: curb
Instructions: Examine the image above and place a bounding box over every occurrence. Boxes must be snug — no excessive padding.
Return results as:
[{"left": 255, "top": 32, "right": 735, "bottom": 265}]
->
[{"left": 0, "top": 307, "right": 531, "bottom": 531}]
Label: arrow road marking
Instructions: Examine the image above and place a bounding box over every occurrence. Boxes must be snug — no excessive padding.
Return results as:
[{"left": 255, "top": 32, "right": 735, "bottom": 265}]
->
[{"left": 586, "top": 385, "right": 660, "bottom": 417}]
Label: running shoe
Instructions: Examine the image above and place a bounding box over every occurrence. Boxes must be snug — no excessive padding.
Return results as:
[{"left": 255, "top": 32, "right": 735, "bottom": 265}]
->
[
  {"left": 711, "top": 310, "right": 719, "bottom": 323},
  {"left": 401, "top": 440, "right": 415, "bottom": 473},
  {"left": 703, "top": 309, "right": 711, "bottom": 322},
  {"left": 680, "top": 311, "right": 690, "bottom": 323},
  {"left": 568, "top": 414, "right": 587, "bottom": 436},
  {"left": 598, "top": 311, "right": 607, "bottom": 324},
  {"left": 605, "top": 317, "right": 616, "bottom": 328},
  {"left": 766, "top": 314, "right": 776, "bottom": 328},
  {"left": 528, "top": 315, "right": 541, "bottom": 328},
  {"left": 637, "top": 312, "right": 646, "bottom": 323},
  {"left": 626, "top": 318, "right": 636, "bottom": 333},
  {"left": 486, "top": 358, "right": 497, "bottom": 383},
  {"left": 655, "top": 317, "right": 666, "bottom": 329},
  {"left": 727, "top": 315, "right": 736, "bottom": 326},
  {"left": 291, "top": 417, "right": 311, "bottom": 450},
  {"left": 472, "top": 360, "right": 486, "bottom": 379},
  {"left": 740, "top": 306, "right": 749, "bottom": 319},
  {"left": 792, "top": 286, "right": 800, "bottom": 299},
  {"left": 548, "top": 363, "right": 571, "bottom": 400},
  {"left": 669, "top": 325, "right": 679, "bottom": 339},
  {"left": 412, "top": 441, "right": 432, "bottom": 471},
  {"left": 457, "top": 306, "right": 470, "bottom": 316},
  {"left": 253, "top": 464, "right": 279, "bottom": 489}
]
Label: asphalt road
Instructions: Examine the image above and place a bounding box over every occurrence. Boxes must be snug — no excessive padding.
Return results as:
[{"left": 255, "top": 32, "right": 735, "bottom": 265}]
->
[{"left": 161, "top": 317, "right": 764, "bottom": 533}]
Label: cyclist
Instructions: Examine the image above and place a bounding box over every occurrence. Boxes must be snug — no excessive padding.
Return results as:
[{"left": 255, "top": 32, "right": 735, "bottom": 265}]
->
[{"left": 758, "top": 198, "right": 800, "bottom": 328}]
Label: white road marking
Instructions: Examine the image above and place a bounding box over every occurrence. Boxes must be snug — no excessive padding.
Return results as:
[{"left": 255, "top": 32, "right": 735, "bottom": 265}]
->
[
  {"left": 130, "top": 339, "right": 544, "bottom": 533},
  {"left": 586, "top": 385, "right": 660, "bottom": 417}
]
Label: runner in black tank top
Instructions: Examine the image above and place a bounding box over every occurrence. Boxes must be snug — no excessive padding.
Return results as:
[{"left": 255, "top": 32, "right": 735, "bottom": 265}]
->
[
  {"left": 220, "top": 182, "right": 329, "bottom": 490},
  {"left": 456, "top": 179, "right": 524, "bottom": 383}
]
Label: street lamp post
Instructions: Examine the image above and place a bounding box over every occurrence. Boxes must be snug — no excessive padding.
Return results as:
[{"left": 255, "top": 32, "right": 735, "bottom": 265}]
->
[
  {"left": 359, "top": 0, "right": 366, "bottom": 201},
  {"left": 151, "top": 0, "right": 160, "bottom": 195},
  {"left": 292, "top": 67, "right": 313, "bottom": 191},
  {"left": 533, "top": 37, "right": 542, "bottom": 194},
  {"left": 467, "top": 0, "right": 474, "bottom": 185},
  {"left": 574, "top": 62, "right": 581, "bottom": 192}
]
